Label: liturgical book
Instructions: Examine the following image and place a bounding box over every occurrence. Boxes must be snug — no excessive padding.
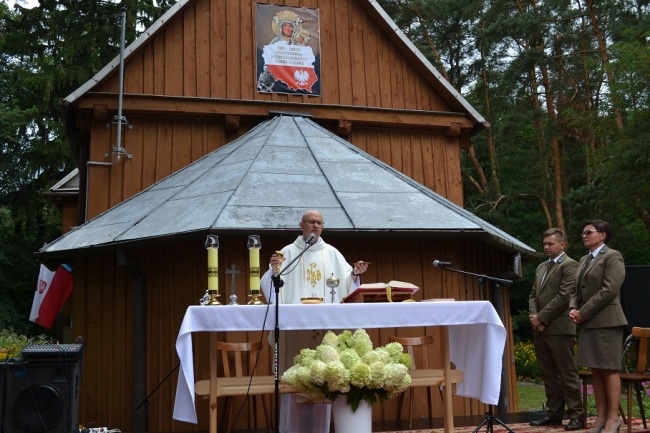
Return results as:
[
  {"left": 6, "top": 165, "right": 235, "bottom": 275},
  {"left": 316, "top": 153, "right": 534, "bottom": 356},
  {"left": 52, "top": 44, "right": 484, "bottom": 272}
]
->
[{"left": 342, "top": 280, "right": 420, "bottom": 303}]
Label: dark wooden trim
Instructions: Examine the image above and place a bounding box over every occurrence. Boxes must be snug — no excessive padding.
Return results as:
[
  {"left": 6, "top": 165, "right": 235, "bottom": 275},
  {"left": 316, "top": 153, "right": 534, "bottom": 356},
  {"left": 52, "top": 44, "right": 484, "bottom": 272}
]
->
[
  {"left": 224, "top": 114, "right": 240, "bottom": 132},
  {"left": 337, "top": 119, "right": 352, "bottom": 138},
  {"left": 75, "top": 93, "right": 477, "bottom": 135}
]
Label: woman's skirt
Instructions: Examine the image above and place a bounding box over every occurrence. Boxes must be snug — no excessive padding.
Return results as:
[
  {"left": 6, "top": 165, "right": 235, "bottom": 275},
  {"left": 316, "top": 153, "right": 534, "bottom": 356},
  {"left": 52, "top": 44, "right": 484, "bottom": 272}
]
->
[{"left": 576, "top": 326, "right": 625, "bottom": 370}]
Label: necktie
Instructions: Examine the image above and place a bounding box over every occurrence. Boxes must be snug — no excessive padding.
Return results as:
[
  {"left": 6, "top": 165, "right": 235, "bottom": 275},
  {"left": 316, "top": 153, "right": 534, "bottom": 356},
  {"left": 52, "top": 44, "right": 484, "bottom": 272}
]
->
[{"left": 579, "top": 254, "right": 593, "bottom": 282}]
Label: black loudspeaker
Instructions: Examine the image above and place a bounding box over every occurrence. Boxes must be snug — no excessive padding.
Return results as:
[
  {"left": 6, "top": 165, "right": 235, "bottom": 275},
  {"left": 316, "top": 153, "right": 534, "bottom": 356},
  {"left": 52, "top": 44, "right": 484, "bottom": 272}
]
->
[
  {"left": 620, "top": 265, "right": 650, "bottom": 329},
  {"left": 1, "top": 361, "right": 80, "bottom": 433}
]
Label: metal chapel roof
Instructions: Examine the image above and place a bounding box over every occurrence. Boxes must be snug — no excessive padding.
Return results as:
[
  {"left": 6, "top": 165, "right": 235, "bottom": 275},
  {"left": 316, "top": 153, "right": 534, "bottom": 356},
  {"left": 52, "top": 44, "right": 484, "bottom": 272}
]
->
[{"left": 39, "top": 115, "right": 534, "bottom": 258}]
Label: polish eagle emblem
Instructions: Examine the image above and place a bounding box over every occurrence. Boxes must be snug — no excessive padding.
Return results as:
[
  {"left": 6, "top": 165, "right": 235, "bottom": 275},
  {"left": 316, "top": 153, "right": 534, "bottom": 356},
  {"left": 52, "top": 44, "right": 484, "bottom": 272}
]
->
[{"left": 294, "top": 70, "right": 310, "bottom": 86}]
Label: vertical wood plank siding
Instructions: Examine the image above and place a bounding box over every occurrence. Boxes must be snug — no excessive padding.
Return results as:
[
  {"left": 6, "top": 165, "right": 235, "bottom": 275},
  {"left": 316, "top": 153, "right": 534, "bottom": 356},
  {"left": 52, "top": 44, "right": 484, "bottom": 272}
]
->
[
  {"left": 353, "top": 127, "right": 464, "bottom": 206},
  {"left": 73, "top": 236, "right": 515, "bottom": 431},
  {"left": 98, "top": 0, "right": 446, "bottom": 112},
  {"left": 86, "top": 117, "right": 224, "bottom": 219}
]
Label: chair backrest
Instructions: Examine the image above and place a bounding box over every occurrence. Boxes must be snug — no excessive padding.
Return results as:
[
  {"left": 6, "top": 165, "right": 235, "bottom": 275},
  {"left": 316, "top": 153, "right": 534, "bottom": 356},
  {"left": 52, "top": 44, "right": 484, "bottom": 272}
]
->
[
  {"left": 632, "top": 327, "right": 650, "bottom": 374},
  {"left": 389, "top": 335, "right": 435, "bottom": 370},
  {"left": 216, "top": 340, "right": 262, "bottom": 378}
]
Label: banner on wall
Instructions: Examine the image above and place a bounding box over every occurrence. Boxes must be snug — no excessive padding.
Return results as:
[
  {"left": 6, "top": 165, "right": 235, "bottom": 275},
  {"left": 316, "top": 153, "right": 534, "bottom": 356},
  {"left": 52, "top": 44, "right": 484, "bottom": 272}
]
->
[{"left": 256, "top": 4, "right": 321, "bottom": 96}]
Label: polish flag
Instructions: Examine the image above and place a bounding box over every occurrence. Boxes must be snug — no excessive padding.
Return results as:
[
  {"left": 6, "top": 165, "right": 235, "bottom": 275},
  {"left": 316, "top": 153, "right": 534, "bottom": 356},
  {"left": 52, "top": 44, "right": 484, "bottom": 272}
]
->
[
  {"left": 29, "top": 264, "right": 73, "bottom": 329},
  {"left": 263, "top": 42, "right": 319, "bottom": 93}
]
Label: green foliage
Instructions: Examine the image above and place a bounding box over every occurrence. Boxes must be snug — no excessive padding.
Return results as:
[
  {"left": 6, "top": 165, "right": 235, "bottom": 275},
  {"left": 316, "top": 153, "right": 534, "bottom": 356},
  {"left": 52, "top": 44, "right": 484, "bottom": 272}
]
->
[
  {"left": 0, "top": 0, "right": 172, "bottom": 334},
  {"left": 514, "top": 341, "right": 541, "bottom": 382},
  {"left": 0, "top": 328, "right": 28, "bottom": 361},
  {"left": 0, "top": 328, "right": 56, "bottom": 361},
  {"left": 382, "top": 0, "right": 650, "bottom": 347},
  {"left": 510, "top": 263, "right": 536, "bottom": 343}
]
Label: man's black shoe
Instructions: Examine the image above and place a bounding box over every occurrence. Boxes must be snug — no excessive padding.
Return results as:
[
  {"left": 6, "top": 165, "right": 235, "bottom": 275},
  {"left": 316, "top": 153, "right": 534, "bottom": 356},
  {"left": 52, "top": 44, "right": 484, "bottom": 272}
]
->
[
  {"left": 530, "top": 416, "right": 563, "bottom": 427},
  {"left": 565, "top": 418, "right": 584, "bottom": 431}
]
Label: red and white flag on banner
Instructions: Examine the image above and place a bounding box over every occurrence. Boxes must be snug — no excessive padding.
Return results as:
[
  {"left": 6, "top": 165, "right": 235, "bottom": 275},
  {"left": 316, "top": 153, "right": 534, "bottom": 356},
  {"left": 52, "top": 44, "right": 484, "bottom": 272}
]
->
[
  {"left": 30, "top": 263, "right": 73, "bottom": 329},
  {"left": 263, "top": 42, "right": 319, "bottom": 93}
]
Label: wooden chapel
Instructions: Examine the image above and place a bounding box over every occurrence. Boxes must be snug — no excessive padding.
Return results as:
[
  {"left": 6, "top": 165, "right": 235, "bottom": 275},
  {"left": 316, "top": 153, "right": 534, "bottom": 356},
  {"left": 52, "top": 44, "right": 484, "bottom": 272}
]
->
[{"left": 39, "top": 0, "right": 537, "bottom": 431}]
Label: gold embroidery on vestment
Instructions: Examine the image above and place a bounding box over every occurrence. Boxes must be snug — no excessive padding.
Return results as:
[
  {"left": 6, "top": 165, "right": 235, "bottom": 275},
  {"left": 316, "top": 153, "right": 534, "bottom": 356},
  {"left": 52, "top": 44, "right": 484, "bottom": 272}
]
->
[{"left": 306, "top": 263, "right": 322, "bottom": 288}]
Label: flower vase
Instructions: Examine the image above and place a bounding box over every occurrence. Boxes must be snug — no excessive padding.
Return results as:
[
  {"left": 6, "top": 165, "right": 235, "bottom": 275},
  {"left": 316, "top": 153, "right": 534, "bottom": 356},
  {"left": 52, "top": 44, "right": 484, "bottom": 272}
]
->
[{"left": 332, "top": 394, "right": 372, "bottom": 433}]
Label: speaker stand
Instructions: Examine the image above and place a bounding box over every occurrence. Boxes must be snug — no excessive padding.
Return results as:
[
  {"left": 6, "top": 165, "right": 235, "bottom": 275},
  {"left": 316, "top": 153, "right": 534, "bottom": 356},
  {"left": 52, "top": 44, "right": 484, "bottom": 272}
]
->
[{"left": 472, "top": 405, "right": 515, "bottom": 433}]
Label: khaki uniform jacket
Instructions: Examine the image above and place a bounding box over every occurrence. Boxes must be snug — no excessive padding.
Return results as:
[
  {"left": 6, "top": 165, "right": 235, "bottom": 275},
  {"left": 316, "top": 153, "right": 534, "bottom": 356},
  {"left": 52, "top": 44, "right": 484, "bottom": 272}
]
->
[
  {"left": 529, "top": 254, "right": 578, "bottom": 335},
  {"left": 569, "top": 245, "right": 627, "bottom": 329}
]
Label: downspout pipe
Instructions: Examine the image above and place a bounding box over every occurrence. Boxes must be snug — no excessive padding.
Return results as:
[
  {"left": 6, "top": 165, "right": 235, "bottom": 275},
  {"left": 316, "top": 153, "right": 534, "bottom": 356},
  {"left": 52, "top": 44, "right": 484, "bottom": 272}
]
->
[{"left": 116, "top": 250, "right": 147, "bottom": 432}]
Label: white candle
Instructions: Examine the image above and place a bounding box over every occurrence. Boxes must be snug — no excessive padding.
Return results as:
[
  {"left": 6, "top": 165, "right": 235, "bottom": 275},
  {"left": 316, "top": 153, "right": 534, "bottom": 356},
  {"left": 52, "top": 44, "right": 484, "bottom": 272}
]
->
[
  {"left": 207, "top": 247, "right": 218, "bottom": 291},
  {"left": 249, "top": 247, "right": 260, "bottom": 293}
]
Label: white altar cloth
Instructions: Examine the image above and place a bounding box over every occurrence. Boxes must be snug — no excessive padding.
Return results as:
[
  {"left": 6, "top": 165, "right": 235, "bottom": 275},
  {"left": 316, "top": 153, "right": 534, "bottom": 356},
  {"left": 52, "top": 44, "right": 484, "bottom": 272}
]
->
[{"left": 173, "top": 300, "right": 506, "bottom": 423}]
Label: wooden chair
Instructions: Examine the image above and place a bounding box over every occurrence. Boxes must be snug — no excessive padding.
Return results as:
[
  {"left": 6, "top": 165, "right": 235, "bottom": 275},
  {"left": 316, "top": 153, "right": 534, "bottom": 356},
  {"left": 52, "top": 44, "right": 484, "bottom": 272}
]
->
[
  {"left": 580, "top": 327, "right": 650, "bottom": 433},
  {"left": 389, "top": 335, "right": 443, "bottom": 429},
  {"left": 579, "top": 372, "right": 627, "bottom": 427},
  {"left": 196, "top": 340, "right": 271, "bottom": 433},
  {"left": 620, "top": 327, "right": 650, "bottom": 433}
]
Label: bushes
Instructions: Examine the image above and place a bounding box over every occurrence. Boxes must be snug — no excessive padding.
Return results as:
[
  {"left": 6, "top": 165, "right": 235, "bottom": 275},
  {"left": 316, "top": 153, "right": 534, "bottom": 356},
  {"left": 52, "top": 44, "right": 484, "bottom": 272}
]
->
[
  {"left": 0, "top": 329, "right": 50, "bottom": 361},
  {"left": 514, "top": 340, "right": 541, "bottom": 382},
  {"left": 0, "top": 329, "right": 28, "bottom": 361}
]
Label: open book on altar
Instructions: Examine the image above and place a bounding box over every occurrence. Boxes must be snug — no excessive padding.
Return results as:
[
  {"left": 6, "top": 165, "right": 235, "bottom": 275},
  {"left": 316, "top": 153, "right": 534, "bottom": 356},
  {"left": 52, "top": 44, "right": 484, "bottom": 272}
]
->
[{"left": 342, "top": 280, "right": 420, "bottom": 303}]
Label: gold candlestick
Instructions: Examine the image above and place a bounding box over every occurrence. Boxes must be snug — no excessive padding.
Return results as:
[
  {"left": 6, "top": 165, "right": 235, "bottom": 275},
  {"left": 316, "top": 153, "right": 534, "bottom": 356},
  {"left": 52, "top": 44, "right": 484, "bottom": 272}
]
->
[
  {"left": 204, "top": 235, "right": 221, "bottom": 305},
  {"left": 247, "top": 235, "right": 264, "bottom": 305}
]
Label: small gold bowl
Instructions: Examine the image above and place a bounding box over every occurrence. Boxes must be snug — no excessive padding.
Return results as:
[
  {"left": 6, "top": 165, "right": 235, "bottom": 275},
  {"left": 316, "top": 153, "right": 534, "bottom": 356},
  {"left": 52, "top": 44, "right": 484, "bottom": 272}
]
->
[{"left": 301, "top": 297, "right": 324, "bottom": 304}]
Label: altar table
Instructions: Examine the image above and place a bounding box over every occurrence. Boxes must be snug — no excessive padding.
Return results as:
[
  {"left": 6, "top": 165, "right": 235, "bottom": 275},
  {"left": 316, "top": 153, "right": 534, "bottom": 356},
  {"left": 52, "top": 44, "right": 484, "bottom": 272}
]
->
[{"left": 173, "top": 301, "right": 506, "bottom": 433}]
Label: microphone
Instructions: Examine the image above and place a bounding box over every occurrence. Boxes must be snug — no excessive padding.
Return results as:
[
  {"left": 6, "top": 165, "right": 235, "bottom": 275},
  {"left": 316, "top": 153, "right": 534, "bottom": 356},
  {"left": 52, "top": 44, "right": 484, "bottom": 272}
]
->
[
  {"left": 432, "top": 260, "right": 452, "bottom": 268},
  {"left": 305, "top": 233, "right": 315, "bottom": 245}
]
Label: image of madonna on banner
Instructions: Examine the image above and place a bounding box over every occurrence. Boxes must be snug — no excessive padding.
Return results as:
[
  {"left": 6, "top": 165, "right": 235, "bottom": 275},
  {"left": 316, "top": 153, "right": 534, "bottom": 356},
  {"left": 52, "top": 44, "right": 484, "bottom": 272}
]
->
[{"left": 256, "top": 4, "right": 321, "bottom": 96}]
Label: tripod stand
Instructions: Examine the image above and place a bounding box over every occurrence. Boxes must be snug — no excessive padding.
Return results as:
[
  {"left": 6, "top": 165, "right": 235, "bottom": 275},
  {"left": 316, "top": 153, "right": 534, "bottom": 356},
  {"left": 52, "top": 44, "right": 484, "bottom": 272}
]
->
[
  {"left": 472, "top": 405, "right": 516, "bottom": 433},
  {"left": 433, "top": 261, "right": 515, "bottom": 433}
]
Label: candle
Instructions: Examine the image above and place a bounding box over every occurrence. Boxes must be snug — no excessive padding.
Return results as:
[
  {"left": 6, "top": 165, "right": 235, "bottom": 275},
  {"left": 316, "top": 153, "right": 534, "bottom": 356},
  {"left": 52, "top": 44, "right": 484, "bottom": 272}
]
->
[
  {"left": 247, "top": 235, "right": 261, "bottom": 294},
  {"left": 207, "top": 247, "right": 218, "bottom": 291},
  {"left": 205, "top": 235, "right": 219, "bottom": 292},
  {"left": 249, "top": 247, "right": 260, "bottom": 293}
]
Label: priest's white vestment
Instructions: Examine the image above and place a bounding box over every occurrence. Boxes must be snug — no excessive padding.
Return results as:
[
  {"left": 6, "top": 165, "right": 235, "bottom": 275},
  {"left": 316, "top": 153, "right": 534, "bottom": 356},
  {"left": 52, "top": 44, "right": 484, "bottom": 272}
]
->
[{"left": 260, "top": 236, "right": 360, "bottom": 433}]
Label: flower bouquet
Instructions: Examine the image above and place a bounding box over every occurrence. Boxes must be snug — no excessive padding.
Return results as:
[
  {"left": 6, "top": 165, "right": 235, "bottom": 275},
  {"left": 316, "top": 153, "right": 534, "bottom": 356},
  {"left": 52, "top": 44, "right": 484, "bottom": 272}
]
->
[{"left": 282, "top": 329, "right": 412, "bottom": 412}]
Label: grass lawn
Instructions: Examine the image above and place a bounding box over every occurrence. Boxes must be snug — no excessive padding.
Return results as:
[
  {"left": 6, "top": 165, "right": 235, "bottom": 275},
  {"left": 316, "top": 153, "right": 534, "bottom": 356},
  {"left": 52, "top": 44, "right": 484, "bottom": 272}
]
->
[
  {"left": 517, "top": 380, "right": 650, "bottom": 417},
  {"left": 517, "top": 381, "right": 546, "bottom": 412}
]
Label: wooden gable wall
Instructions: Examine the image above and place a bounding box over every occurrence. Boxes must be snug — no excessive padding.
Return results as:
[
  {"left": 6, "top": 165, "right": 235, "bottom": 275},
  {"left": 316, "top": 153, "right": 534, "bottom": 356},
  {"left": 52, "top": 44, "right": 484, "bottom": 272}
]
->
[
  {"left": 77, "top": 0, "right": 472, "bottom": 220},
  {"left": 97, "top": 0, "right": 454, "bottom": 112},
  {"left": 85, "top": 118, "right": 225, "bottom": 219}
]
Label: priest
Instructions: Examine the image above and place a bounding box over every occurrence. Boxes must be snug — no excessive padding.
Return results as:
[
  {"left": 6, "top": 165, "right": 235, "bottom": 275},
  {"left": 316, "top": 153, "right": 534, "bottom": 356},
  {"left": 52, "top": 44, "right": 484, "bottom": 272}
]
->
[{"left": 260, "top": 209, "right": 369, "bottom": 433}]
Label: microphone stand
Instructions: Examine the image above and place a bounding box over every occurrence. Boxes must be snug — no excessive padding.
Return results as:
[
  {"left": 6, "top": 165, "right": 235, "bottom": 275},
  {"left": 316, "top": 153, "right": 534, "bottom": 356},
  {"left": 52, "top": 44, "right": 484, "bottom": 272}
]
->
[
  {"left": 435, "top": 263, "right": 515, "bottom": 433},
  {"left": 270, "top": 239, "right": 316, "bottom": 433},
  {"left": 135, "top": 362, "right": 179, "bottom": 432},
  {"left": 434, "top": 263, "right": 513, "bottom": 288}
]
